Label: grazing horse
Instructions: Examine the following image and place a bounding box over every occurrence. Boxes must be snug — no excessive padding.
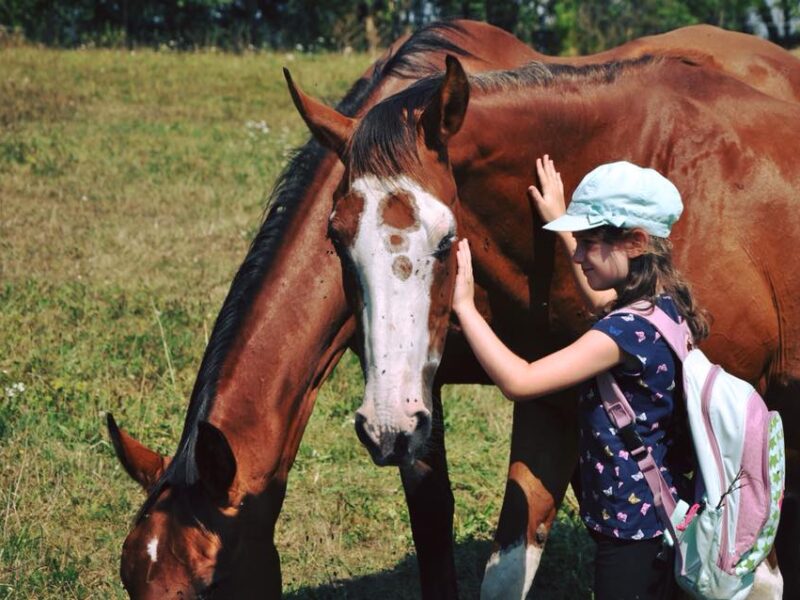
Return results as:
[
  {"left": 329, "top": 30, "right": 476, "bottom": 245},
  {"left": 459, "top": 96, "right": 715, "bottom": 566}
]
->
[
  {"left": 286, "top": 53, "right": 800, "bottom": 599},
  {"left": 106, "top": 21, "right": 539, "bottom": 600},
  {"left": 108, "top": 19, "right": 800, "bottom": 599}
]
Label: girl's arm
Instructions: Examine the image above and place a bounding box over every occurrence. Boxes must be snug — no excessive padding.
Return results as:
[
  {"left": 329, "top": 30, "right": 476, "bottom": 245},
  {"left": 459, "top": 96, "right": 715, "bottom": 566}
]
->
[
  {"left": 453, "top": 238, "right": 623, "bottom": 402},
  {"left": 528, "top": 155, "right": 616, "bottom": 312}
]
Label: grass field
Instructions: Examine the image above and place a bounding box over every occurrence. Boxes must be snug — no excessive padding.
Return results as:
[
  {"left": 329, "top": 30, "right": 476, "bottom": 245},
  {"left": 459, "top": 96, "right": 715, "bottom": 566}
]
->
[{"left": 0, "top": 46, "right": 594, "bottom": 599}]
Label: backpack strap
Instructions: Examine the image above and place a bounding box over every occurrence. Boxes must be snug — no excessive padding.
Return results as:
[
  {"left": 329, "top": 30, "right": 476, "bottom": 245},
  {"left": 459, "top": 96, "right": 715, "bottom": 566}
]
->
[
  {"left": 607, "top": 303, "right": 693, "bottom": 360},
  {"left": 597, "top": 373, "right": 678, "bottom": 522}
]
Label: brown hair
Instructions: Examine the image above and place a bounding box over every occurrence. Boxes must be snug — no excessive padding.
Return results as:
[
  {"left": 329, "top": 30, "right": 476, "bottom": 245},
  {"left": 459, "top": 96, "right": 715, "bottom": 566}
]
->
[{"left": 589, "top": 226, "right": 710, "bottom": 342}]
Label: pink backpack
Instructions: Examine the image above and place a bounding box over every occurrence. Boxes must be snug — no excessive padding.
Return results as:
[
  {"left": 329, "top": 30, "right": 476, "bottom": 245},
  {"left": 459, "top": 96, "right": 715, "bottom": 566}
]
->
[{"left": 597, "top": 304, "right": 784, "bottom": 600}]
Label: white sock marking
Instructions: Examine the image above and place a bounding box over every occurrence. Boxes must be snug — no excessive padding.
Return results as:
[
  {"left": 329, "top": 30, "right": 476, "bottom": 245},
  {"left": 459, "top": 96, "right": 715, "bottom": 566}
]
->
[{"left": 481, "top": 541, "right": 543, "bottom": 600}]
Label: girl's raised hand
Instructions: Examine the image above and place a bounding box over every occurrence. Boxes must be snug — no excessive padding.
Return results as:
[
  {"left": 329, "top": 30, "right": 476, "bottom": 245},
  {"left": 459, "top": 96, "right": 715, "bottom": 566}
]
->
[
  {"left": 452, "top": 238, "right": 475, "bottom": 314},
  {"left": 527, "top": 154, "right": 565, "bottom": 224}
]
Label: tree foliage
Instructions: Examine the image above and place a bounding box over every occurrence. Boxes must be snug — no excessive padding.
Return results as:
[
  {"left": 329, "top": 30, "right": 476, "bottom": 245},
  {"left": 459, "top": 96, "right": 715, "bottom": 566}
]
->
[{"left": 1, "top": 0, "right": 797, "bottom": 50}]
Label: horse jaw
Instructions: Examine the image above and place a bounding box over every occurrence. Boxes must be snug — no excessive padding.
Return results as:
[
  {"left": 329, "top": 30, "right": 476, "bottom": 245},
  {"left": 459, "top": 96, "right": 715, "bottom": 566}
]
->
[{"left": 346, "top": 174, "right": 456, "bottom": 464}]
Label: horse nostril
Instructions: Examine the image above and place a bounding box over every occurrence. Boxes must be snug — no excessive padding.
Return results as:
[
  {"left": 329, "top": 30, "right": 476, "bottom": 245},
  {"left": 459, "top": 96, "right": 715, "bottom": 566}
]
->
[{"left": 414, "top": 410, "right": 431, "bottom": 432}]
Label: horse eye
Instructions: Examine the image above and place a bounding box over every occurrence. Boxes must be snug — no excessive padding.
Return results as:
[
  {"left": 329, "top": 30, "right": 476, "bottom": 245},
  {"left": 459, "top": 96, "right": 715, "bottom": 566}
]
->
[
  {"left": 327, "top": 223, "right": 345, "bottom": 251},
  {"left": 327, "top": 219, "right": 340, "bottom": 240},
  {"left": 433, "top": 235, "right": 456, "bottom": 260}
]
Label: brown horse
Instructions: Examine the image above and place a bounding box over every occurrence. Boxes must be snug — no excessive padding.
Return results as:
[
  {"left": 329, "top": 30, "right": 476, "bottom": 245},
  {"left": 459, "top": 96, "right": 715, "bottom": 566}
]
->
[
  {"left": 108, "top": 20, "right": 800, "bottom": 599},
  {"left": 286, "top": 52, "right": 800, "bottom": 599},
  {"left": 106, "top": 21, "right": 539, "bottom": 600}
]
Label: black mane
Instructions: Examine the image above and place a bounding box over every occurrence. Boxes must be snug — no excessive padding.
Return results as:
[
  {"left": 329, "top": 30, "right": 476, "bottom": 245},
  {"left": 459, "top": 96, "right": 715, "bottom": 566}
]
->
[{"left": 135, "top": 21, "right": 477, "bottom": 520}]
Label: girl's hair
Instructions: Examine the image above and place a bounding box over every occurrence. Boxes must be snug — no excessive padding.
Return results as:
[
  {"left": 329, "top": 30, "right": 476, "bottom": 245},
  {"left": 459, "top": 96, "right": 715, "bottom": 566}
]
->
[{"left": 590, "top": 226, "right": 710, "bottom": 342}]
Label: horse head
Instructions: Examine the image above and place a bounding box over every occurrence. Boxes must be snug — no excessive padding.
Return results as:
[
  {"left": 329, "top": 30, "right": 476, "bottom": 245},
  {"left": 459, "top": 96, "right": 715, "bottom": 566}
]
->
[
  {"left": 285, "top": 56, "right": 470, "bottom": 466},
  {"left": 107, "top": 414, "right": 277, "bottom": 598}
]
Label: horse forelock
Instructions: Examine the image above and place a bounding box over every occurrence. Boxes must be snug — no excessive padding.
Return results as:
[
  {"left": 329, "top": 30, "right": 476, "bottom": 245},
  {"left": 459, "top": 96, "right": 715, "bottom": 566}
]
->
[{"left": 347, "top": 76, "right": 443, "bottom": 183}]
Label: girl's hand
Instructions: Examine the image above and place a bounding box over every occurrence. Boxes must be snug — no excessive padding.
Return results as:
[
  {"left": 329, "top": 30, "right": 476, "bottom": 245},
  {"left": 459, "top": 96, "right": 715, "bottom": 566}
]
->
[
  {"left": 453, "top": 238, "right": 475, "bottom": 315},
  {"left": 527, "top": 154, "right": 566, "bottom": 224}
]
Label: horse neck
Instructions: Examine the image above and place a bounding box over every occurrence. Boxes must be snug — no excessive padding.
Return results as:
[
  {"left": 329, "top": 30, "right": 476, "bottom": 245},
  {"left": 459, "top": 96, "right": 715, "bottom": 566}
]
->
[
  {"left": 449, "top": 70, "right": 664, "bottom": 336},
  {"left": 465, "top": 72, "right": 659, "bottom": 184},
  {"left": 203, "top": 153, "right": 354, "bottom": 493}
]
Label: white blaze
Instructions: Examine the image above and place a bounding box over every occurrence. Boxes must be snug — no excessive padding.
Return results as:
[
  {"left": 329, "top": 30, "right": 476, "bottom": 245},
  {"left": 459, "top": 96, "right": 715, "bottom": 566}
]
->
[
  {"left": 146, "top": 537, "right": 159, "bottom": 563},
  {"left": 350, "top": 175, "right": 455, "bottom": 437},
  {"left": 481, "top": 541, "right": 543, "bottom": 600}
]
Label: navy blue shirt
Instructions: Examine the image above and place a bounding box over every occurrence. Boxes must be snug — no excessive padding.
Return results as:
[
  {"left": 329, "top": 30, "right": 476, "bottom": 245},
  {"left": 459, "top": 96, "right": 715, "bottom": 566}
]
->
[{"left": 578, "top": 295, "right": 690, "bottom": 540}]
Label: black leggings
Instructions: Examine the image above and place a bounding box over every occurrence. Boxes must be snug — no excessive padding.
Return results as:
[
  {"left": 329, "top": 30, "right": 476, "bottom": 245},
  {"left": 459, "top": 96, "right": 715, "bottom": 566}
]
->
[{"left": 590, "top": 530, "right": 678, "bottom": 600}]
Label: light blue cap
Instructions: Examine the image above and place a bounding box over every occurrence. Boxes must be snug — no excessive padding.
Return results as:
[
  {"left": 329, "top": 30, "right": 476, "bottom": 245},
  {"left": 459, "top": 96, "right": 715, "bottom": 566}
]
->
[{"left": 543, "top": 161, "right": 683, "bottom": 237}]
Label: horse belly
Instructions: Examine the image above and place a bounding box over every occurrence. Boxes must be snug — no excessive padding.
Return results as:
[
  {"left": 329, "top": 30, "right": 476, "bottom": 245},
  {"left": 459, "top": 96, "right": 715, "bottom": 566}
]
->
[{"left": 683, "top": 258, "right": 777, "bottom": 384}]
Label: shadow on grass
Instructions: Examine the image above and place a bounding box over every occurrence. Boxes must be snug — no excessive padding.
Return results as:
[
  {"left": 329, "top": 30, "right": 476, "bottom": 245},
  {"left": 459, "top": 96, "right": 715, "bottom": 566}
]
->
[{"left": 286, "top": 517, "right": 594, "bottom": 599}]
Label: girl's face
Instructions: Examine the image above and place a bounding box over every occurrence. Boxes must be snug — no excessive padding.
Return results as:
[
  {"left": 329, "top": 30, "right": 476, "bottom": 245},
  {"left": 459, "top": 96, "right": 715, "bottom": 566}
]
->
[{"left": 572, "top": 231, "right": 631, "bottom": 291}]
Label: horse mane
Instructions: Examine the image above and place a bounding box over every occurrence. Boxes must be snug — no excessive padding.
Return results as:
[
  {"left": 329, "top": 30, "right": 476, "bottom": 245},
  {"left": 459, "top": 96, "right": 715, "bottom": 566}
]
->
[
  {"left": 134, "top": 21, "right": 478, "bottom": 521},
  {"left": 347, "top": 55, "right": 658, "bottom": 182},
  {"left": 376, "top": 20, "right": 476, "bottom": 79},
  {"left": 472, "top": 55, "right": 657, "bottom": 91}
]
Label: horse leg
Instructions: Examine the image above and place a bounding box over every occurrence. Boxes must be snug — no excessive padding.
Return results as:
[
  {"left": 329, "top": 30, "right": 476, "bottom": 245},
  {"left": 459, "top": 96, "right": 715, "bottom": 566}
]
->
[
  {"left": 481, "top": 396, "right": 577, "bottom": 599},
  {"left": 400, "top": 384, "right": 458, "bottom": 600},
  {"left": 766, "top": 376, "right": 800, "bottom": 598}
]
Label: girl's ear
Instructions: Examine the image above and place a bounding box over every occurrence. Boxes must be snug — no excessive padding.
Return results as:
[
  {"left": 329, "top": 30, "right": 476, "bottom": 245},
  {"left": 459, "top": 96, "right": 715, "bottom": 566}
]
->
[{"left": 625, "top": 229, "right": 650, "bottom": 258}]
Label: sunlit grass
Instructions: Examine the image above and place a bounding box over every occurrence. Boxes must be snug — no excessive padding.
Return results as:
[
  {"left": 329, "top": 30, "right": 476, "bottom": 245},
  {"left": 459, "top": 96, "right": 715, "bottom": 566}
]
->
[{"left": 0, "top": 46, "right": 597, "bottom": 599}]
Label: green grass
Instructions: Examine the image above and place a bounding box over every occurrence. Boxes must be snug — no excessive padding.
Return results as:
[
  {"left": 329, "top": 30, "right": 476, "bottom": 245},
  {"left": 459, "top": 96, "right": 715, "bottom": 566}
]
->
[{"left": 0, "top": 46, "right": 593, "bottom": 598}]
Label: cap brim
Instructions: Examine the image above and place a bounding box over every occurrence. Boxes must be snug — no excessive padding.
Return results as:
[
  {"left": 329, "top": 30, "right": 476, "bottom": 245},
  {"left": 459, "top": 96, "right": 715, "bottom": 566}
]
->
[{"left": 542, "top": 214, "right": 602, "bottom": 233}]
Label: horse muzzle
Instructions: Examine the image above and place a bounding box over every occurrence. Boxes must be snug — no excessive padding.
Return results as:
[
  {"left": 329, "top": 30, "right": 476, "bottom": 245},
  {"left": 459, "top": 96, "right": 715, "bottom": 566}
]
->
[{"left": 354, "top": 401, "right": 431, "bottom": 466}]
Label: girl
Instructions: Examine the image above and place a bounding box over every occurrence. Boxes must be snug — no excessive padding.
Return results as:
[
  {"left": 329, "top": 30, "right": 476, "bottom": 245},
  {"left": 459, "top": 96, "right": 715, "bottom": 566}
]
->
[{"left": 453, "top": 156, "right": 707, "bottom": 600}]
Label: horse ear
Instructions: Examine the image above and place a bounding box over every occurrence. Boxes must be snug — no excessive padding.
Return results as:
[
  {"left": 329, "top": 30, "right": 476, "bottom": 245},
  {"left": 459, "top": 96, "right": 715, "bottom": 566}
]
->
[
  {"left": 195, "top": 421, "right": 237, "bottom": 504},
  {"left": 284, "top": 67, "right": 355, "bottom": 158},
  {"left": 107, "top": 413, "right": 170, "bottom": 491},
  {"left": 420, "top": 54, "right": 470, "bottom": 148}
]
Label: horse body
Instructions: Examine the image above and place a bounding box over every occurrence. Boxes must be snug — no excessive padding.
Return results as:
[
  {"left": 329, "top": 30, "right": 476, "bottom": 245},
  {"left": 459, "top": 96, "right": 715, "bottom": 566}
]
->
[
  {"left": 459, "top": 60, "right": 800, "bottom": 383},
  {"left": 110, "top": 19, "right": 800, "bottom": 600},
  {"left": 292, "top": 54, "right": 800, "bottom": 598},
  {"left": 454, "top": 59, "right": 800, "bottom": 597}
]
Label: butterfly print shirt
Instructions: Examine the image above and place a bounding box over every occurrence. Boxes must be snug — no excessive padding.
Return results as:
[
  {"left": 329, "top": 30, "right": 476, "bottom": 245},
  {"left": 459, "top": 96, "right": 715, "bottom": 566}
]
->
[{"left": 578, "top": 295, "right": 691, "bottom": 541}]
